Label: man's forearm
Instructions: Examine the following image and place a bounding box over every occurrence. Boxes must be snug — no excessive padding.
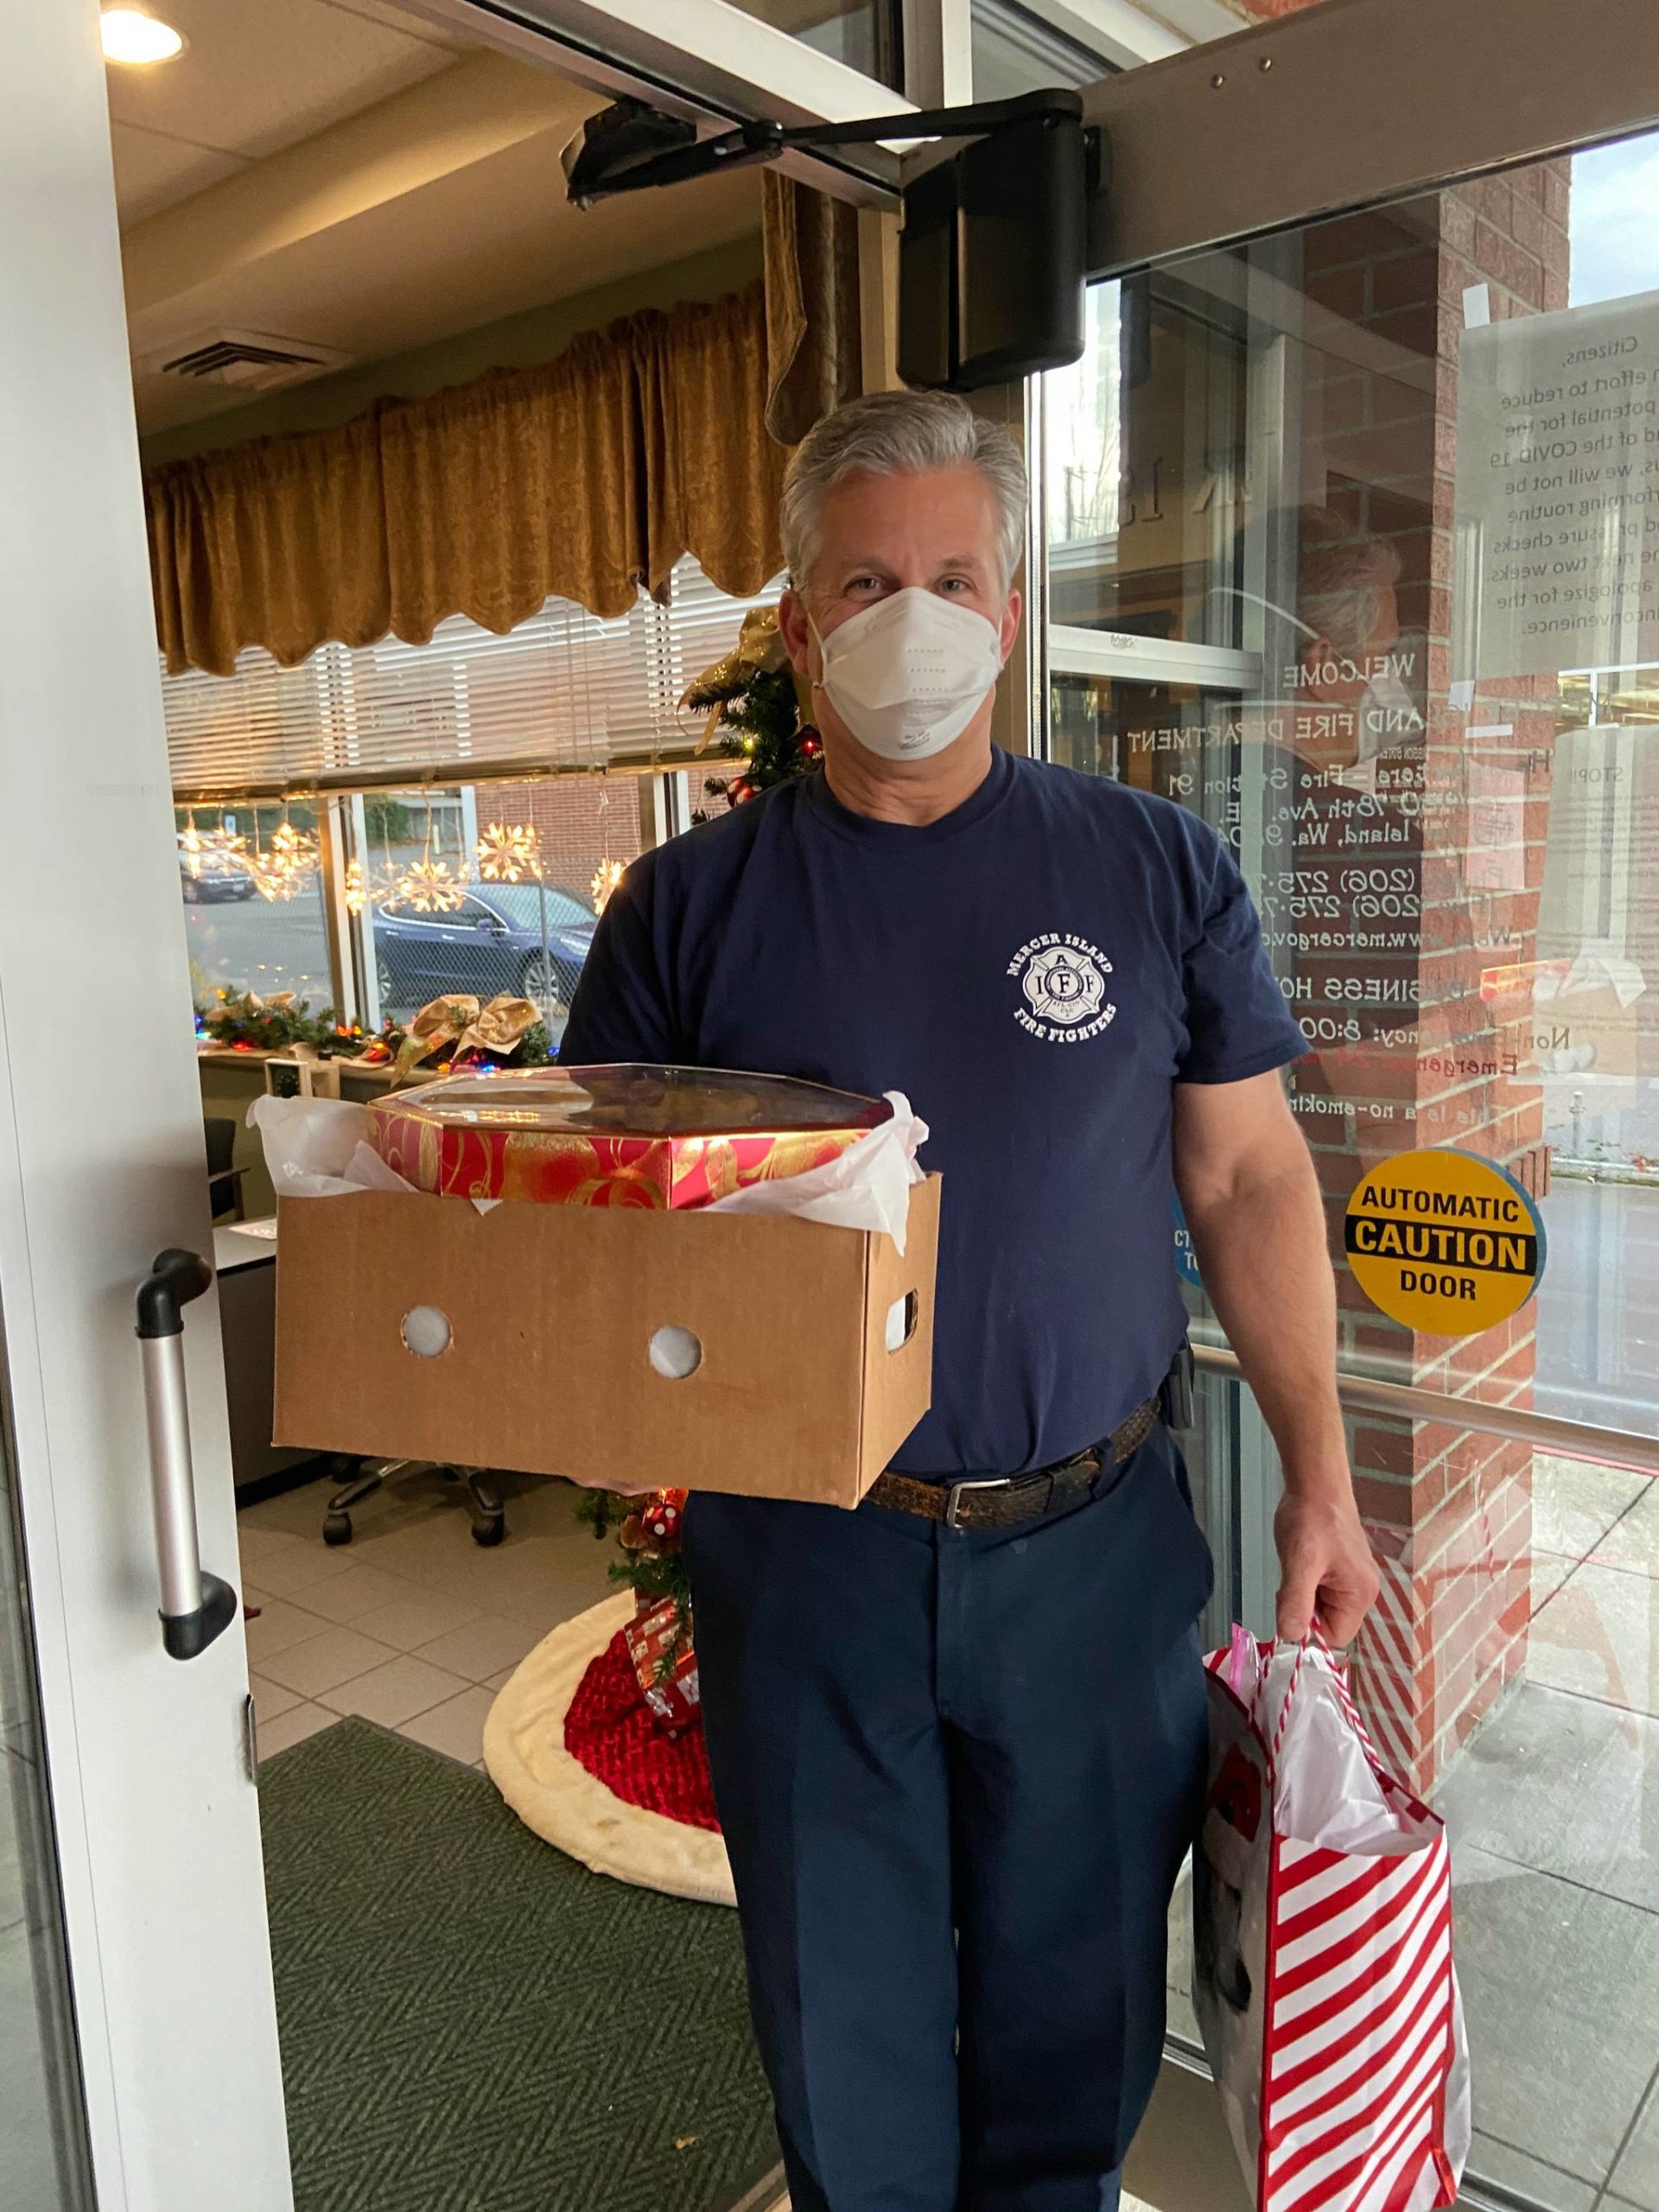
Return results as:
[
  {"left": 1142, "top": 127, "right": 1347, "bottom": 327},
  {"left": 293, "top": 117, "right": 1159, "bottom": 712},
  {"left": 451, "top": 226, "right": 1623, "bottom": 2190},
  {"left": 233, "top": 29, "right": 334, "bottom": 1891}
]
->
[{"left": 1180, "top": 1153, "right": 1351, "bottom": 1498}]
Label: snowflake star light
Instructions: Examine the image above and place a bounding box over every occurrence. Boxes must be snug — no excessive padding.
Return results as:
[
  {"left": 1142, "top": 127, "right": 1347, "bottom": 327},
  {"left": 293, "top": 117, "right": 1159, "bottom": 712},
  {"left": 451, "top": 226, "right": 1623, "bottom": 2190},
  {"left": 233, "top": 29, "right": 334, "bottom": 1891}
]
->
[
  {"left": 392, "top": 859, "right": 469, "bottom": 914},
  {"left": 591, "top": 858, "right": 626, "bottom": 915},
  {"left": 476, "top": 821, "right": 543, "bottom": 883}
]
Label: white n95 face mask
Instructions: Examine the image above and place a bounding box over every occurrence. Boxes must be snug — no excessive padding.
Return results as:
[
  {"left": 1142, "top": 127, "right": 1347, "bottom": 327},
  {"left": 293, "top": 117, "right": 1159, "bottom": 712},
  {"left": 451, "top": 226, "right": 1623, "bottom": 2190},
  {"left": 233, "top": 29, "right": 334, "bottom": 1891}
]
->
[{"left": 812, "top": 587, "right": 1005, "bottom": 761}]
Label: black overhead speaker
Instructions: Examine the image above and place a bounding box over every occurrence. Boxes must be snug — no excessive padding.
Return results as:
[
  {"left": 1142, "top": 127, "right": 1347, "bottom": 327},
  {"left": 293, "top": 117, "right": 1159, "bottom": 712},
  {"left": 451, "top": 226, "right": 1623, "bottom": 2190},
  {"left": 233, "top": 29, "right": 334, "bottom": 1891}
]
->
[{"left": 898, "top": 107, "right": 1092, "bottom": 392}]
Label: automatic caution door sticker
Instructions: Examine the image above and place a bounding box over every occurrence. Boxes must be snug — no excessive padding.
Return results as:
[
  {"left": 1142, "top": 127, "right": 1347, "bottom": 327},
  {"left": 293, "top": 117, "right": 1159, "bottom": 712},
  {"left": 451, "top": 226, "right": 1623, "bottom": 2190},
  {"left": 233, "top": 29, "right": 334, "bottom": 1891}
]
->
[{"left": 1344, "top": 1147, "right": 1545, "bottom": 1336}]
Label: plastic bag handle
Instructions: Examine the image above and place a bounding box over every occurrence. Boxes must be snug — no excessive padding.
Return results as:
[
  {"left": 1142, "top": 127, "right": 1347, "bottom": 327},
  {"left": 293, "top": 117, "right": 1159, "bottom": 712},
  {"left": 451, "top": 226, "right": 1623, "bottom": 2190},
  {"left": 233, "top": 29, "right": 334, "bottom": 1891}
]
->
[
  {"left": 1262, "top": 1623, "right": 1327, "bottom": 1777},
  {"left": 1261, "top": 1619, "right": 1393, "bottom": 1789}
]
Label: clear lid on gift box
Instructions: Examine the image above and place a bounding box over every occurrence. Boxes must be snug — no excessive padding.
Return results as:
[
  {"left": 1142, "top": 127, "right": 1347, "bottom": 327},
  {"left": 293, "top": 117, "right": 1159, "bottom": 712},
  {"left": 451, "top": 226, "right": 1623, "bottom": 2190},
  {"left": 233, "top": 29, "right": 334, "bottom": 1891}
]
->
[{"left": 378, "top": 1063, "right": 893, "bottom": 1136}]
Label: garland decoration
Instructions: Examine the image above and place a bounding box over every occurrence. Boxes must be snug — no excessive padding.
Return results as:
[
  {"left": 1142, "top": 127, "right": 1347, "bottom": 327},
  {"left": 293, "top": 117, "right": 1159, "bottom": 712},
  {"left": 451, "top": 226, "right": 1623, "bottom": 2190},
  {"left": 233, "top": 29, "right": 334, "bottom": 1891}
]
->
[
  {"left": 197, "top": 989, "right": 341, "bottom": 1053},
  {"left": 196, "top": 988, "right": 552, "bottom": 1077}
]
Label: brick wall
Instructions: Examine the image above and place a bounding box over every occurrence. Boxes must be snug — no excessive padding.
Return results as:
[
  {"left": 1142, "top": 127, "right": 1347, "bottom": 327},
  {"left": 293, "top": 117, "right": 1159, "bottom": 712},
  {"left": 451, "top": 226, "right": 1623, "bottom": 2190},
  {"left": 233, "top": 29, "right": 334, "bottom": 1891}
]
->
[
  {"left": 470, "top": 777, "right": 640, "bottom": 909},
  {"left": 1276, "top": 165, "right": 1571, "bottom": 1789}
]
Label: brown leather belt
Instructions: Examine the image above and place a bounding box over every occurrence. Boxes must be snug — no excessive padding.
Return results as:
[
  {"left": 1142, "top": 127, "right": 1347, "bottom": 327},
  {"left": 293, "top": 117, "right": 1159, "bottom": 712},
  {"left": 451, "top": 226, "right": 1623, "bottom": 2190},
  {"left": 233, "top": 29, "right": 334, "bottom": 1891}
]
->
[{"left": 866, "top": 1395, "right": 1162, "bottom": 1533}]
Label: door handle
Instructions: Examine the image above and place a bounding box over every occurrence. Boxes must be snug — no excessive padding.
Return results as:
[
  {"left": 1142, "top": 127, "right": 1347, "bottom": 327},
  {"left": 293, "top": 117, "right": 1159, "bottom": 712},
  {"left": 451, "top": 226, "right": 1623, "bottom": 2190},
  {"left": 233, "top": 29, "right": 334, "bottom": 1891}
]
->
[{"left": 136, "top": 1248, "right": 238, "bottom": 1662}]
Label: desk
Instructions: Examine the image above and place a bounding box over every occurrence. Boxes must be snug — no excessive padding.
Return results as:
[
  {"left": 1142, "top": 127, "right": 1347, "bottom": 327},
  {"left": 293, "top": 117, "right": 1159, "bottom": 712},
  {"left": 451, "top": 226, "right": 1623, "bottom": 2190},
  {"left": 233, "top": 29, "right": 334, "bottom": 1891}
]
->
[
  {"left": 214, "top": 1216, "right": 278, "bottom": 1274},
  {"left": 213, "top": 1216, "right": 309, "bottom": 1495}
]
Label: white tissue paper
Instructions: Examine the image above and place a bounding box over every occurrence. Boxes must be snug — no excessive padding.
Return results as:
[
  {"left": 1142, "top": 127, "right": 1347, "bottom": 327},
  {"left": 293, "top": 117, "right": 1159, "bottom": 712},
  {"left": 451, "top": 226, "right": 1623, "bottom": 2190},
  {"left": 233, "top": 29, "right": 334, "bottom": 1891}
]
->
[
  {"left": 249, "top": 1087, "right": 930, "bottom": 1246},
  {"left": 704, "top": 1091, "right": 929, "bottom": 1252},
  {"left": 247, "top": 1096, "right": 417, "bottom": 1199}
]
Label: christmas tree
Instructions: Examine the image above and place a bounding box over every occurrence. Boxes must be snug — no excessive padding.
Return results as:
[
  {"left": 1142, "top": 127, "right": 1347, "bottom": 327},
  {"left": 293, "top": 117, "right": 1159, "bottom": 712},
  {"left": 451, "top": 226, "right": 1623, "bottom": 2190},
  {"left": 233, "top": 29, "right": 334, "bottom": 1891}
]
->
[
  {"left": 679, "top": 604, "right": 822, "bottom": 812},
  {"left": 572, "top": 1485, "right": 690, "bottom": 1621},
  {"left": 573, "top": 1484, "right": 697, "bottom": 1711}
]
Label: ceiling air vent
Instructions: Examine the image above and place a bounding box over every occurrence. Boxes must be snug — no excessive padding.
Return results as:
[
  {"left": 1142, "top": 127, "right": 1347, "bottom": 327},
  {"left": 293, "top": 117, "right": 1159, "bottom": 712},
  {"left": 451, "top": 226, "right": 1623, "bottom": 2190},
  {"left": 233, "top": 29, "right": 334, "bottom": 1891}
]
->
[{"left": 141, "top": 328, "right": 353, "bottom": 393}]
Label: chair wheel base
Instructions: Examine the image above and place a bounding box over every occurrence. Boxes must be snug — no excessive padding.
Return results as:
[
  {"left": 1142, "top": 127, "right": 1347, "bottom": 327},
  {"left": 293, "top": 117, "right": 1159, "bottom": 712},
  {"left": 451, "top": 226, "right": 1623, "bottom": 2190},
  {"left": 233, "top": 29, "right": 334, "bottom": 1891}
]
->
[{"left": 321, "top": 1464, "right": 506, "bottom": 1548}]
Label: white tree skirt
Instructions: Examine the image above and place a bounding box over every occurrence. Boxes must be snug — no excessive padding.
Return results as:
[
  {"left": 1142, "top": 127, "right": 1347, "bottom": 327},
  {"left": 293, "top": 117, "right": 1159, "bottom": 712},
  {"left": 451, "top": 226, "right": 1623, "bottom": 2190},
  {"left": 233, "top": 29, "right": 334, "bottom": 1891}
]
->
[{"left": 482, "top": 1591, "right": 735, "bottom": 1908}]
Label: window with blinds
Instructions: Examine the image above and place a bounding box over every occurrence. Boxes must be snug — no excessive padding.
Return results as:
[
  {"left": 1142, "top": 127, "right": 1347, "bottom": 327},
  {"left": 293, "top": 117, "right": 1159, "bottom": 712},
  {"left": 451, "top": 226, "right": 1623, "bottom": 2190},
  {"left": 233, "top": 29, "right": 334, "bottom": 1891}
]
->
[{"left": 162, "top": 558, "right": 782, "bottom": 802}]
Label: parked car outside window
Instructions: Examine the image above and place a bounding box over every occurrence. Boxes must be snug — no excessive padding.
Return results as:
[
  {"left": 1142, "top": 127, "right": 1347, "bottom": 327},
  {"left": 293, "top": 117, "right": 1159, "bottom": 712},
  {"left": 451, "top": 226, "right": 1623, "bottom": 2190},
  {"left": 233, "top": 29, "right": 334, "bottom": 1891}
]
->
[{"left": 372, "top": 884, "right": 597, "bottom": 1026}]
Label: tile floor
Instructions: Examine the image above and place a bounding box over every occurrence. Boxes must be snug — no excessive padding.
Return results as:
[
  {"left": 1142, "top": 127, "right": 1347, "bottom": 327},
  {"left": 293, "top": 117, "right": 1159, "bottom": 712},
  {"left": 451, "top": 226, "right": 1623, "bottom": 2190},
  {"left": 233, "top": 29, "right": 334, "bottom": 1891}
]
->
[
  {"left": 239, "top": 1463, "right": 616, "bottom": 1769},
  {"left": 1422, "top": 1454, "right": 1659, "bottom": 2212}
]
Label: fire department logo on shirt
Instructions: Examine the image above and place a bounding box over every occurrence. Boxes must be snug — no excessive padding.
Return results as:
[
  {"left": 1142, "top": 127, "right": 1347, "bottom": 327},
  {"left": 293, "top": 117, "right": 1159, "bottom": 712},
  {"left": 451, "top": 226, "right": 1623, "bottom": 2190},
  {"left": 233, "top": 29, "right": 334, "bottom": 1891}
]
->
[{"left": 1007, "top": 934, "right": 1116, "bottom": 1043}]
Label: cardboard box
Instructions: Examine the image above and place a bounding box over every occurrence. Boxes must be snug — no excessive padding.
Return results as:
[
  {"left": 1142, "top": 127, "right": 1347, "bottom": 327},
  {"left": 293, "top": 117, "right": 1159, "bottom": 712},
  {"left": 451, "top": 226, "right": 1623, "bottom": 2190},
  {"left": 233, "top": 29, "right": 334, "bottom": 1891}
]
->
[{"left": 271, "top": 1176, "right": 939, "bottom": 1508}]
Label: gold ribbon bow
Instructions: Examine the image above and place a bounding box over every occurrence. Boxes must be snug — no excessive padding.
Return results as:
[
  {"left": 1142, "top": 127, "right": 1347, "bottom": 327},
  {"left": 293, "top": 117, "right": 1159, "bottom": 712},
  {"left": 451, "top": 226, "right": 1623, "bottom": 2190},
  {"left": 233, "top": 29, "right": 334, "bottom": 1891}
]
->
[
  {"left": 679, "top": 605, "right": 794, "bottom": 753},
  {"left": 394, "top": 994, "right": 539, "bottom": 1082}
]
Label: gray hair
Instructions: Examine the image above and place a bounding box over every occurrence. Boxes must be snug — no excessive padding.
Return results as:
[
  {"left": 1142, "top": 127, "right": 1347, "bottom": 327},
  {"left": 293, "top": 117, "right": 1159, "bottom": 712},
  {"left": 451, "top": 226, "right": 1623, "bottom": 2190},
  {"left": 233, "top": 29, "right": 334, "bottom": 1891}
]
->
[
  {"left": 779, "top": 390, "right": 1028, "bottom": 593},
  {"left": 1297, "top": 505, "right": 1402, "bottom": 654}
]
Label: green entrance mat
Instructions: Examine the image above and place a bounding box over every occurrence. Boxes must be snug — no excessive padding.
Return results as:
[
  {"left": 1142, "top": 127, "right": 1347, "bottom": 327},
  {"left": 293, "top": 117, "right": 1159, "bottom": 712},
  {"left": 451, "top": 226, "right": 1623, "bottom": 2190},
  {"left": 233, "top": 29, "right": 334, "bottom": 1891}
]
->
[{"left": 259, "top": 1717, "right": 777, "bottom": 2212}]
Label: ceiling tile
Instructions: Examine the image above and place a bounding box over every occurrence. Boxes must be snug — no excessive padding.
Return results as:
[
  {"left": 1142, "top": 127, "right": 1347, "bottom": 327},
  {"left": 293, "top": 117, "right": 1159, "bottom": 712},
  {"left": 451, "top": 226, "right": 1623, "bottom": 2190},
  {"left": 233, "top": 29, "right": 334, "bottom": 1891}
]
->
[
  {"left": 110, "top": 121, "right": 250, "bottom": 228},
  {"left": 104, "top": 0, "right": 461, "bottom": 162}
]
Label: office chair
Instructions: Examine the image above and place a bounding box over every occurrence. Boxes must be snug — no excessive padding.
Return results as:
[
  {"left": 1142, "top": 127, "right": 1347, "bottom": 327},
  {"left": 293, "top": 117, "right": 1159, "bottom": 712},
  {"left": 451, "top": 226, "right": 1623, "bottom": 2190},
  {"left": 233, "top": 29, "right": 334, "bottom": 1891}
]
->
[
  {"left": 204, "top": 1116, "right": 247, "bottom": 1222},
  {"left": 321, "top": 1457, "right": 506, "bottom": 1548}
]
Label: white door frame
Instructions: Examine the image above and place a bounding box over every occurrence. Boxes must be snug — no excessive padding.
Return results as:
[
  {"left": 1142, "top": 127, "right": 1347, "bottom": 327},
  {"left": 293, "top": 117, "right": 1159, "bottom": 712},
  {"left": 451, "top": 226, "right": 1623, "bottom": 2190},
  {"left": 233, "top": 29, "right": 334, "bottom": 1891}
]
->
[{"left": 2, "top": 6, "right": 289, "bottom": 2208}]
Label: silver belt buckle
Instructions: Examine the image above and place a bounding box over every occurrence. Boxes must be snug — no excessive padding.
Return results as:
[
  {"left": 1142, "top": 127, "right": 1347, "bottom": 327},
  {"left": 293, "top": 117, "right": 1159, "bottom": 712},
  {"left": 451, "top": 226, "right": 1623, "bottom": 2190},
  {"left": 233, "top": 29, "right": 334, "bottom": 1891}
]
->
[{"left": 944, "top": 1474, "right": 1013, "bottom": 1530}]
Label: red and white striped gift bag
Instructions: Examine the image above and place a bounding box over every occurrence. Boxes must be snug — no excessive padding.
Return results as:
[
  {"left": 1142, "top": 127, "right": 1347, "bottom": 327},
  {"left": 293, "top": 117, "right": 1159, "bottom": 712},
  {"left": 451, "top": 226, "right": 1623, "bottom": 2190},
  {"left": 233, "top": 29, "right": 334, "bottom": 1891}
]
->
[{"left": 1192, "top": 1628, "right": 1470, "bottom": 2212}]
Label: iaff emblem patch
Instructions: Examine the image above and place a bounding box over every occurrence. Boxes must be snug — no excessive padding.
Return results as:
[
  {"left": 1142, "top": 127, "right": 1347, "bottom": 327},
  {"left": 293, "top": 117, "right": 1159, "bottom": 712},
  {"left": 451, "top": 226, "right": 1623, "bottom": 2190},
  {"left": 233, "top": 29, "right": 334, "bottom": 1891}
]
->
[{"left": 1007, "top": 933, "right": 1116, "bottom": 1044}]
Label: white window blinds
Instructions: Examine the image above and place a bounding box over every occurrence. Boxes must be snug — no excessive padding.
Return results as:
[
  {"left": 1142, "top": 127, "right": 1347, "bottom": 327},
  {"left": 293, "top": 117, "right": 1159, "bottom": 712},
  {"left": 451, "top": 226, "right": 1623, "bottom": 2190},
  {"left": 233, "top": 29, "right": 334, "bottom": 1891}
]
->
[{"left": 162, "top": 558, "right": 782, "bottom": 800}]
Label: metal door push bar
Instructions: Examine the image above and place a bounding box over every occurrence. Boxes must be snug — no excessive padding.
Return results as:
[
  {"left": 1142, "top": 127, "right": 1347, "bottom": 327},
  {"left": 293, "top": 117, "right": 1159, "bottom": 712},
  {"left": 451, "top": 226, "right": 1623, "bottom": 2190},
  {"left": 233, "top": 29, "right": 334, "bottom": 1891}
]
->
[{"left": 136, "top": 1249, "right": 238, "bottom": 1661}]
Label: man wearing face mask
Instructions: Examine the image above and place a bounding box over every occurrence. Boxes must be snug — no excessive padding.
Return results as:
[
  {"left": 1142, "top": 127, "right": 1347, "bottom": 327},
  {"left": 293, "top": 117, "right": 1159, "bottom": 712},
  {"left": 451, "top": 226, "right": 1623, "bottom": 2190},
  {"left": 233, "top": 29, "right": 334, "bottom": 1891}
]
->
[{"left": 561, "top": 391, "right": 1377, "bottom": 2212}]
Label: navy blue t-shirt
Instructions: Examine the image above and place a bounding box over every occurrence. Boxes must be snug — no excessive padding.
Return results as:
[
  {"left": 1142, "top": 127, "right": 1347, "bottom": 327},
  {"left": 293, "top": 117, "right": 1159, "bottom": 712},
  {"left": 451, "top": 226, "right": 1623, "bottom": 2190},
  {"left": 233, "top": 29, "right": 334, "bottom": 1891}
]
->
[{"left": 561, "top": 749, "right": 1305, "bottom": 1478}]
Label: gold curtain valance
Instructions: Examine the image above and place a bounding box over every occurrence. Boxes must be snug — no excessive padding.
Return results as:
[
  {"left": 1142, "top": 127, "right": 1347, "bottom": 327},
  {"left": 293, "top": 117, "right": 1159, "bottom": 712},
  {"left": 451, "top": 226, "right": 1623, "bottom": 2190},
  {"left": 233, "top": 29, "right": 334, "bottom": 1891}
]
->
[
  {"left": 147, "top": 406, "right": 391, "bottom": 677},
  {"left": 145, "top": 282, "right": 794, "bottom": 678},
  {"left": 761, "top": 171, "right": 861, "bottom": 447}
]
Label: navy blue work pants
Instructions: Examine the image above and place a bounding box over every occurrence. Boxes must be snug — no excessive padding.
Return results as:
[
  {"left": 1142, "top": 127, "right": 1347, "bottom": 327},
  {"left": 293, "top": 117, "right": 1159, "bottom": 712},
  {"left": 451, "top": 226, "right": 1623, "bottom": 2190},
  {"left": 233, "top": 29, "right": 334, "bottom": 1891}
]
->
[{"left": 683, "top": 1422, "right": 1214, "bottom": 2212}]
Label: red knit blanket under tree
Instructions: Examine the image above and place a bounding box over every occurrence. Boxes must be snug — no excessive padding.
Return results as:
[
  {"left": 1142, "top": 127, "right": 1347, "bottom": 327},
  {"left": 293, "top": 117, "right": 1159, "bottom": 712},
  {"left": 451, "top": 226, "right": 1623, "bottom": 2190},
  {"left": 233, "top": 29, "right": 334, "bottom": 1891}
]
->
[{"left": 562, "top": 1630, "right": 721, "bottom": 1832}]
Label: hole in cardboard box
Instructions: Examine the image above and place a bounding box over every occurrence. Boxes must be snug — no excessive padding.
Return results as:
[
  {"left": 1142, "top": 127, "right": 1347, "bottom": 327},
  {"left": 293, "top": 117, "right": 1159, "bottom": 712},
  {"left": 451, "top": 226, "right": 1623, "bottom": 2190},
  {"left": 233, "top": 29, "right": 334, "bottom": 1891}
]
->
[
  {"left": 886, "top": 1292, "right": 918, "bottom": 1353},
  {"left": 649, "top": 1325, "right": 702, "bottom": 1380},
  {"left": 401, "top": 1305, "right": 453, "bottom": 1358}
]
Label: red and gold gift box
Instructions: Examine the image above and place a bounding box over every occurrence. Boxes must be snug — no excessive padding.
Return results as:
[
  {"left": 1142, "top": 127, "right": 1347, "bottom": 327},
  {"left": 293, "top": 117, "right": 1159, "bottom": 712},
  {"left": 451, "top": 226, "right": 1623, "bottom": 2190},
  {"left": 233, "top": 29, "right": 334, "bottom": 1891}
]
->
[
  {"left": 365, "top": 1063, "right": 890, "bottom": 1209},
  {"left": 623, "top": 1597, "right": 701, "bottom": 1738}
]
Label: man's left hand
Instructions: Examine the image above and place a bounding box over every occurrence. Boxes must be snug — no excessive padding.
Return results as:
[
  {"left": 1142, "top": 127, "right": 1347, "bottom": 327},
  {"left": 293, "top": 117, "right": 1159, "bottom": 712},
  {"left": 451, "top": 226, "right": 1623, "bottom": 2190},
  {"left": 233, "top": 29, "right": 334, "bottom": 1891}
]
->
[{"left": 1273, "top": 1487, "right": 1381, "bottom": 1649}]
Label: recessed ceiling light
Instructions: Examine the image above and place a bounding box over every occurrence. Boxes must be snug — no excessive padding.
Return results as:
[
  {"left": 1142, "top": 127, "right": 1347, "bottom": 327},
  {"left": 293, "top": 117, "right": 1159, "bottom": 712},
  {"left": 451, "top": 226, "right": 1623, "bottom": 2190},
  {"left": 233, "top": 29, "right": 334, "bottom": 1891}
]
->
[{"left": 100, "top": 9, "right": 185, "bottom": 65}]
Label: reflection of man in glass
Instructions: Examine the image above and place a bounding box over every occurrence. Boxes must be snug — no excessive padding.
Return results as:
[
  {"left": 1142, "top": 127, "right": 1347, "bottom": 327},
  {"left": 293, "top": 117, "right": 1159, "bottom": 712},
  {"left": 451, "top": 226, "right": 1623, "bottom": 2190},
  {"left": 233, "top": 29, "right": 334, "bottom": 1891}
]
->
[
  {"left": 1262, "top": 507, "right": 1423, "bottom": 786},
  {"left": 1221, "top": 509, "right": 1428, "bottom": 1071}
]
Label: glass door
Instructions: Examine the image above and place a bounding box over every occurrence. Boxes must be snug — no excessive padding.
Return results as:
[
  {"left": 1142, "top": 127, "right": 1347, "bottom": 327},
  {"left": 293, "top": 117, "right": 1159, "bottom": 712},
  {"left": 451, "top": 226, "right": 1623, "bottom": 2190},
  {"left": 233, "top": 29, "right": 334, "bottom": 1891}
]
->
[
  {"left": 1043, "top": 81, "right": 1659, "bottom": 2212},
  {"left": 3, "top": 10, "right": 292, "bottom": 2209}
]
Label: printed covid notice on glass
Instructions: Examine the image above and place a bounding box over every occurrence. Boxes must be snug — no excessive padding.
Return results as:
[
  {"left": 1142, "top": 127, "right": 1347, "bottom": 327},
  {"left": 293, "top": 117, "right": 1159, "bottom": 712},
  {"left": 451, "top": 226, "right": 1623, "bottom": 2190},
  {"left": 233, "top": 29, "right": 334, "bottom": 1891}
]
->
[{"left": 1454, "top": 287, "right": 1659, "bottom": 683}]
